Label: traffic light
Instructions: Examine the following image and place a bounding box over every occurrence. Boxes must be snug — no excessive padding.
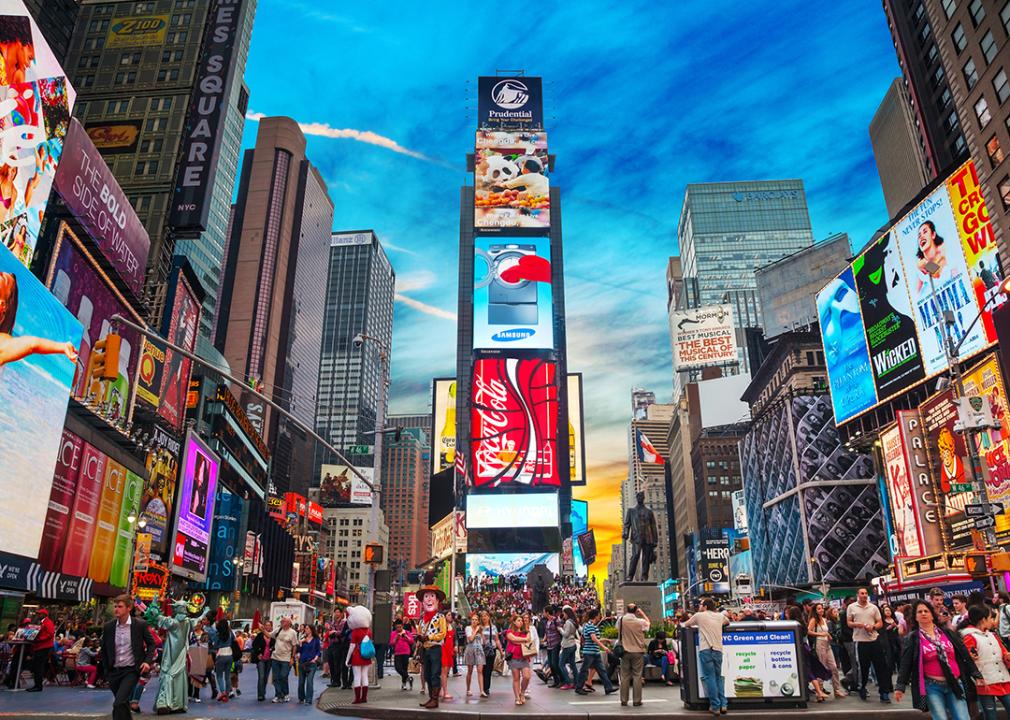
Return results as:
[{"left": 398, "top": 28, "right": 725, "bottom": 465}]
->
[
  {"left": 87, "top": 333, "right": 121, "bottom": 398},
  {"left": 364, "top": 543, "right": 384, "bottom": 565},
  {"left": 964, "top": 552, "right": 989, "bottom": 578}
]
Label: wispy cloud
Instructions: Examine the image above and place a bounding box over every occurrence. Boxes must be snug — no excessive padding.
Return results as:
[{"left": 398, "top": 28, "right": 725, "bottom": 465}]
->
[
  {"left": 381, "top": 240, "right": 419, "bottom": 256},
  {"left": 395, "top": 269, "right": 438, "bottom": 293},
  {"left": 394, "top": 293, "right": 456, "bottom": 321}
]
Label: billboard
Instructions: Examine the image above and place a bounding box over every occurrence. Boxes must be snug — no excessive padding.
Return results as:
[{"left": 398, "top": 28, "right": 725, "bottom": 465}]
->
[
  {"left": 138, "top": 425, "right": 181, "bottom": 556},
  {"left": 52, "top": 119, "right": 149, "bottom": 296},
  {"left": 670, "top": 304, "right": 738, "bottom": 371},
  {"left": 699, "top": 537, "right": 730, "bottom": 588},
  {"left": 465, "top": 551, "right": 558, "bottom": 578},
  {"left": 37, "top": 429, "right": 84, "bottom": 571},
  {"left": 431, "top": 378, "right": 456, "bottom": 475},
  {"left": 105, "top": 14, "right": 168, "bottom": 47},
  {"left": 920, "top": 389, "right": 976, "bottom": 549},
  {"left": 0, "top": 1, "right": 75, "bottom": 268},
  {"left": 171, "top": 432, "right": 220, "bottom": 581},
  {"left": 817, "top": 267, "right": 877, "bottom": 423},
  {"left": 60, "top": 443, "right": 106, "bottom": 577},
  {"left": 570, "top": 499, "right": 588, "bottom": 577},
  {"left": 202, "top": 490, "right": 242, "bottom": 592},
  {"left": 881, "top": 424, "right": 923, "bottom": 558},
  {"left": 895, "top": 410, "right": 945, "bottom": 556},
  {"left": 85, "top": 121, "right": 142, "bottom": 154},
  {"left": 470, "top": 356, "right": 559, "bottom": 488},
  {"left": 567, "top": 373, "right": 586, "bottom": 485},
  {"left": 477, "top": 76, "right": 543, "bottom": 131},
  {"left": 319, "top": 464, "right": 373, "bottom": 507},
  {"left": 474, "top": 131, "right": 549, "bottom": 229},
  {"left": 466, "top": 493, "right": 558, "bottom": 529},
  {"left": 0, "top": 240, "right": 81, "bottom": 559},
  {"left": 959, "top": 355, "right": 1010, "bottom": 538},
  {"left": 731, "top": 490, "right": 748, "bottom": 534},
  {"left": 473, "top": 236, "right": 554, "bottom": 350},
  {"left": 48, "top": 224, "right": 144, "bottom": 423},
  {"left": 156, "top": 265, "right": 200, "bottom": 429}
]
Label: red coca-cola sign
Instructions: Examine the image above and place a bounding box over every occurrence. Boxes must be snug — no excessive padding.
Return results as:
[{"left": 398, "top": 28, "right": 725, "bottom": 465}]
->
[{"left": 470, "top": 357, "right": 559, "bottom": 487}]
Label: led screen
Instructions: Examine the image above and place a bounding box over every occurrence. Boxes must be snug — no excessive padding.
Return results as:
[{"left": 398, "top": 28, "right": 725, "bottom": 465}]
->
[
  {"left": 171, "top": 431, "right": 220, "bottom": 581},
  {"left": 470, "top": 356, "right": 559, "bottom": 488},
  {"left": 431, "top": 378, "right": 456, "bottom": 475},
  {"left": 570, "top": 499, "right": 588, "bottom": 577},
  {"left": 567, "top": 373, "right": 586, "bottom": 485},
  {"left": 466, "top": 492, "right": 559, "bottom": 528},
  {"left": 319, "top": 464, "right": 373, "bottom": 507},
  {"left": 465, "top": 551, "right": 559, "bottom": 578},
  {"left": 473, "top": 236, "right": 553, "bottom": 350},
  {"left": 474, "top": 130, "right": 549, "bottom": 229}
]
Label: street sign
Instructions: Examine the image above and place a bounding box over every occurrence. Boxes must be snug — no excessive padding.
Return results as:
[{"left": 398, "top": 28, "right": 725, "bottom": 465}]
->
[
  {"left": 966, "top": 502, "right": 1005, "bottom": 518},
  {"left": 347, "top": 444, "right": 374, "bottom": 454},
  {"left": 974, "top": 516, "right": 997, "bottom": 529}
]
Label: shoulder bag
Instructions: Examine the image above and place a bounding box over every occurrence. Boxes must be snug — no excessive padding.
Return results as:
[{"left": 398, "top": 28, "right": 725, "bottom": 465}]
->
[{"left": 611, "top": 618, "right": 626, "bottom": 661}]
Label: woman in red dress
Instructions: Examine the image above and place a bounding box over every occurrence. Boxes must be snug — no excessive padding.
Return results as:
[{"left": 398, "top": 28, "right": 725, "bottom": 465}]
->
[{"left": 440, "top": 612, "right": 455, "bottom": 701}]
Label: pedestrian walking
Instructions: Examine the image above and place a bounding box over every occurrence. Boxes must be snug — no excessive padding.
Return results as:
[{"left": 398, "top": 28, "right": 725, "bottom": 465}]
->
[
  {"left": 208, "top": 618, "right": 234, "bottom": 703},
  {"left": 99, "top": 595, "right": 157, "bottom": 720},
  {"left": 463, "top": 613, "right": 486, "bottom": 697},
  {"left": 618, "top": 603, "right": 650, "bottom": 707},
  {"left": 895, "top": 600, "right": 982, "bottom": 720},
  {"left": 390, "top": 620, "right": 414, "bottom": 690},
  {"left": 683, "top": 598, "right": 729, "bottom": 717},
  {"left": 959, "top": 605, "right": 1010, "bottom": 720},
  {"left": 250, "top": 622, "right": 272, "bottom": 702},
  {"left": 847, "top": 587, "right": 893, "bottom": 703},
  {"left": 270, "top": 617, "right": 299, "bottom": 703},
  {"left": 27, "top": 607, "right": 55, "bottom": 692},
  {"left": 297, "top": 624, "right": 321, "bottom": 705},
  {"left": 574, "top": 608, "right": 616, "bottom": 697},
  {"left": 559, "top": 605, "right": 579, "bottom": 690},
  {"left": 809, "top": 603, "right": 846, "bottom": 698},
  {"left": 505, "top": 614, "right": 535, "bottom": 705}
]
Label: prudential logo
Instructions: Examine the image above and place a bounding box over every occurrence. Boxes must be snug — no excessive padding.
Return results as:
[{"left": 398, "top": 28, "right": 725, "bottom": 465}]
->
[{"left": 492, "top": 80, "right": 529, "bottom": 109}]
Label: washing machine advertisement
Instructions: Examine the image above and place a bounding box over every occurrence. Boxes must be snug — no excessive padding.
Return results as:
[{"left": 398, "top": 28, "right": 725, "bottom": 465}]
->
[{"left": 473, "top": 236, "right": 554, "bottom": 350}]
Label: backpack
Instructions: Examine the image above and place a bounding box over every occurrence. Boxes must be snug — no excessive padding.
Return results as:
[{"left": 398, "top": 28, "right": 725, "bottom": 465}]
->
[{"left": 360, "top": 634, "right": 375, "bottom": 660}]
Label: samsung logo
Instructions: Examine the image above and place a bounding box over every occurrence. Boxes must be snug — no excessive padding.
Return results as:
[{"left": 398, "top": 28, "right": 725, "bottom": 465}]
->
[{"left": 492, "top": 328, "right": 535, "bottom": 342}]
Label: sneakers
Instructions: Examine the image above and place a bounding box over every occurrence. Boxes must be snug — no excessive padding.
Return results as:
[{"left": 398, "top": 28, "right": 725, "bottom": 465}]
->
[
  {"left": 193, "top": 698, "right": 202, "bottom": 703},
  {"left": 271, "top": 697, "right": 284, "bottom": 703}
]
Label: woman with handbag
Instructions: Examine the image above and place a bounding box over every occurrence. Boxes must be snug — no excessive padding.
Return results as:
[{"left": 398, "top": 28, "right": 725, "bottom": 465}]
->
[
  {"left": 959, "top": 605, "right": 1010, "bottom": 720},
  {"left": 504, "top": 615, "right": 534, "bottom": 705},
  {"left": 463, "top": 614, "right": 486, "bottom": 697},
  {"left": 809, "top": 603, "right": 846, "bottom": 699},
  {"left": 478, "top": 611, "right": 499, "bottom": 697},
  {"left": 296, "top": 625, "right": 321, "bottom": 705},
  {"left": 895, "top": 600, "right": 983, "bottom": 720}
]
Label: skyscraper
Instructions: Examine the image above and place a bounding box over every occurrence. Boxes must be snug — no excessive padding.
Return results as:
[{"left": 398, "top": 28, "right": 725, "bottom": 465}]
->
[
  {"left": 869, "top": 79, "right": 934, "bottom": 217},
  {"left": 315, "top": 231, "right": 395, "bottom": 473},
  {"left": 381, "top": 427, "right": 430, "bottom": 570},
  {"left": 216, "top": 116, "right": 334, "bottom": 493},
  {"left": 65, "top": 0, "right": 256, "bottom": 330},
  {"left": 24, "top": 0, "right": 79, "bottom": 63}
]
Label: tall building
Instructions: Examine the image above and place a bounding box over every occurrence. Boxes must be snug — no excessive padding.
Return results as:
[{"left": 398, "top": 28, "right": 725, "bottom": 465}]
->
[
  {"left": 754, "top": 233, "right": 852, "bottom": 340},
  {"left": 381, "top": 427, "right": 430, "bottom": 570},
  {"left": 691, "top": 423, "right": 747, "bottom": 532},
  {"left": 320, "top": 505, "right": 389, "bottom": 605},
  {"left": 65, "top": 0, "right": 256, "bottom": 330},
  {"left": 315, "top": 231, "right": 395, "bottom": 473},
  {"left": 388, "top": 414, "right": 433, "bottom": 434},
  {"left": 869, "top": 79, "right": 934, "bottom": 217},
  {"left": 887, "top": 0, "right": 1010, "bottom": 257},
  {"left": 216, "top": 117, "right": 334, "bottom": 493},
  {"left": 24, "top": 0, "right": 79, "bottom": 63}
]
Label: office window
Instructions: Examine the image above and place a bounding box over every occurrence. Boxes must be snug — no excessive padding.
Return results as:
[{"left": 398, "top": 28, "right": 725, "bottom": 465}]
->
[
  {"left": 953, "top": 24, "right": 967, "bottom": 54},
  {"left": 88, "top": 19, "right": 110, "bottom": 33},
  {"left": 982, "top": 30, "right": 998, "bottom": 64},
  {"left": 943, "top": 0, "right": 956, "bottom": 17},
  {"left": 105, "top": 99, "right": 129, "bottom": 114},
  {"left": 955, "top": 134, "right": 968, "bottom": 154},
  {"left": 940, "top": 87, "right": 953, "bottom": 109},
  {"left": 139, "top": 138, "right": 163, "bottom": 153},
  {"left": 151, "top": 97, "right": 173, "bottom": 112},
  {"left": 1000, "top": 176, "right": 1010, "bottom": 209},
  {"left": 914, "top": 2, "right": 925, "bottom": 20},
  {"left": 928, "top": 43, "right": 940, "bottom": 64},
  {"left": 976, "top": 95, "right": 992, "bottom": 127},
  {"left": 161, "top": 49, "right": 184, "bottom": 63},
  {"left": 172, "top": 13, "right": 192, "bottom": 26},
  {"left": 120, "top": 52, "right": 141, "bottom": 65},
  {"left": 996, "top": 69, "right": 1010, "bottom": 103},
  {"left": 157, "top": 69, "right": 179, "bottom": 82},
  {"left": 1003, "top": 1, "right": 1010, "bottom": 35},
  {"left": 965, "top": 58, "right": 979, "bottom": 89},
  {"left": 145, "top": 117, "right": 165, "bottom": 132},
  {"left": 987, "top": 135, "right": 1005, "bottom": 165},
  {"left": 135, "top": 1, "right": 155, "bottom": 11},
  {"left": 935, "top": 64, "right": 946, "bottom": 86},
  {"left": 134, "top": 160, "right": 158, "bottom": 176},
  {"left": 84, "top": 37, "right": 105, "bottom": 50},
  {"left": 946, "top": 109, "right": 960, "bottom": 132},
  {"left": 920, "top": 22, "right": 932, "bottom": 43},
  {"left": 970, "top": 0, "right": 986, "bottom": 26},
  {"left": 79, "top": 74, "right": 95, "bottom": 89}
]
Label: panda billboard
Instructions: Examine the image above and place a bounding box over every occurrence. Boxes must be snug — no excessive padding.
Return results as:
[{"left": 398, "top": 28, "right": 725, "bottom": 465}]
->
[{"left": 475, "top": 131, "right": 550, "bottom": 229}]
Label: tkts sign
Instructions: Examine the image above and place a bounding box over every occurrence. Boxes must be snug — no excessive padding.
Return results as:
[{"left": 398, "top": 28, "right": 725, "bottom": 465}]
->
[{"left": 470, "top": 357, "right": 559, "bottom": 487}]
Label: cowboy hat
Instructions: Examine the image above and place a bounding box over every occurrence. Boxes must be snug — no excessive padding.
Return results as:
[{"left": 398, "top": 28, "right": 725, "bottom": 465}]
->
[{"left": 415, "top": 584, "right": 446, "bottom": 603}]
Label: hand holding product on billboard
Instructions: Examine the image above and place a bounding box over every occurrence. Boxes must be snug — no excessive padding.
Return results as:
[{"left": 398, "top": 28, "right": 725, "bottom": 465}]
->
[
  {"left": 473, "top": 236, "right": 554, "bottom": 350},
  {"left": 475, "top": 131, "right": 549, "bottom": 229}
]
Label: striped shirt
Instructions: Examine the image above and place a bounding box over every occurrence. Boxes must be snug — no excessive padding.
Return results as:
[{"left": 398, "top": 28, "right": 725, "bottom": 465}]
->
[{"left": 582, "top": 622, "right": 600, "bottom": 655}]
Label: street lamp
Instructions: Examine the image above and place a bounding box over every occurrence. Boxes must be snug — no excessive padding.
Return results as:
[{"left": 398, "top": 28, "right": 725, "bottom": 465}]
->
[{"left": 924, "top": 262, "right": 1010, "bottom": 550}]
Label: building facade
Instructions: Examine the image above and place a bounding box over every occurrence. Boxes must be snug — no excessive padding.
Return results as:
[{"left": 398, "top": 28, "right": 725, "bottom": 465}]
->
[
  {"left": 870, "top": 78, "right": 935, "bottom": 217},
  {"left": 381, "top": 427, "right": 430, "bottom": 571},
  {"left": 24, "top": 0, "right": 79, "bottom": 63},
  {"left": 321, "top": 505, "right": 389, "bottom": 605},
  {"left": 691, "top": 423, "right": 747, "bottom": 532}
]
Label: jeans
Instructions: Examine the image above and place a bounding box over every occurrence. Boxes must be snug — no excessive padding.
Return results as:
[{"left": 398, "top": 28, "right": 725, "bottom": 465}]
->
[
  {"left": 373, "top": 644, "right": 386, "bottom": 679},
  {"left": 271, "top": 659, "right": 291, "bottom": 699},
  {"left": 620, "top": 653, "right": 645, "bottom": 705},
  {"left": 482, "top": 649, "right": 495, "bottom": 693},
  {"left": 559, "top": 646, "right": 577, "bottom": 685},
  {"left": 214, "top": 655, "right": 232, "bottom": 697},
  {"left": 698, "top": 649, "right": 726, "bottom": 712},
  {"left": 546, "top": 646, "right": 561, "bottom": 684},
  {"left": 576, "top": 652, "right": 613, "bottom": 692},
  {"left": 924, "top": 678, "right": 970, "bottom": 720},
  {"left": 297, "top": 662, "right": 316, "bottom": 702},
  {"left": 422, "top": 646, "right": 442, "bottom": 690},
  {"left": 256, "top": 660, "right": 271, "bottom": 700},
  {"left": 978, "top": 692, "right": 1010, "bottom": 720}
]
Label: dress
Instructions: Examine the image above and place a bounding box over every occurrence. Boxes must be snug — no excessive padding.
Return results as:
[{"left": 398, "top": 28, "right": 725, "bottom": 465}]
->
[
  {"left": 155, "top": 613, "right": 194, "bottom": 712},
  {"left": 349, "top": 627, "right": 372, "bottom": 667},
  {"left": 441, "top": 628, "right": 455, "bottom": 668},
  {"left": 463, "top": 627, "right": 485, "bottom": 666}
]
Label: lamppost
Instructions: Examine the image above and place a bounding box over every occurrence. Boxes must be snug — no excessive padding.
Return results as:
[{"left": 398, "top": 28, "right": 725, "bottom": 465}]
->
[
  {"left": 353, "top": 332, "right": 390, "bottom": 610},
  {"left": 923, "top": 264, "right": 1010, "bottom": 551}
]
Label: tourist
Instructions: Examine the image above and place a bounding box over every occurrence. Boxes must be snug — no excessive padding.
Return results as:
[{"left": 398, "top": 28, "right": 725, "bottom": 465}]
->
[
  {"left": 463, "top": 613, "right": 486, "bottom": 697},
  {"left": 959, "top": 605, "right": 1010, "bottom": 720},
  {"left": 208, "top": 618, "right": 234, "bottom": 703},
  {"left": 390, "top": 619, "right": 414, "bottom": 691},
  {"left": 618, "top": 603, "right": 651, "bottom": 708},
  {"left": 478, "top": 610, "right": 500, "bottom": 697},
  {"left": 270, "top": 617, "right": 299, "bottom": 703},
  {"left": 76, "top": 638, "right": 100, "bottom": 688},
  {"left": 541, "top": 606, "right": 562, "bottom": 688},
  {"left": 788, "top": 605, "right": 830, "bottom": 701},
  {"left": 99, "top": 595, "right": 156, "bottom": 720},
  {"left": 559, "top": 606, "right": 579, "bottom": 690},
  {"left": 296, "top": 625, "right": 321, "bottom": 705},
  {"left": 504, "top": 614, "right": 534, "bottom": 705},
  {"left": 440, "top": 611, "right": 455, "bottom": 700},
  {"left": 895, "top": 599, "right": 981, "bottom": 720},
  {"left": 847, "top": 587, "right": 892, "bottom": 703},
  {"left": 809, "top": 603, "right": 846, "bottom": 698},
  {"left": 574, "top": 608, "right": 616, "bottom": 697},
  {"left": 683, "top": 598, "right": 729, "bottom": 716},
  {"left": 646, "top": 630, "right": 676, "bottom": 685},
  {"left": 250, "top": 621, "right": 272, "bottom": 702}
]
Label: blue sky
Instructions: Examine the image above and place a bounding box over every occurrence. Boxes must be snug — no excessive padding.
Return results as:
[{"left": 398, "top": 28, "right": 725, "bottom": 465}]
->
[{"left": 241, "top": 1, "right": 901, "bottom": 574}]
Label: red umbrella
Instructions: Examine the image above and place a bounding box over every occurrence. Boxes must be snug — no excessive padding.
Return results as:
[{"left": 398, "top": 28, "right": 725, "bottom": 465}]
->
[{"left": 252, "top": 609, "right": 261, "bottom": 631}]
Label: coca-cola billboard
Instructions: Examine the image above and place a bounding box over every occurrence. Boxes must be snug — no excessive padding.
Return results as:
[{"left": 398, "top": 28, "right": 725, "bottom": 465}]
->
[{"left": 470, "top": 357, "right": 559, "bottom": 488}]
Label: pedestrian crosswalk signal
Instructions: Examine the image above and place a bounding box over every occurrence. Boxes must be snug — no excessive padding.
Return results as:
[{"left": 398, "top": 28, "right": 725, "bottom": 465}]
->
[{"left": 87, "top": 333, "right": 121, "bottom": 397}]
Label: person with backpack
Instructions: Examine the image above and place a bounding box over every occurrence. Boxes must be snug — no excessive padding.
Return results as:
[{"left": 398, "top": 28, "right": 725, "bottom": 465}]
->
[
  {"left": 959, "top": 605, "right": 1010, "bottom": 720},
  {"left": 617, "top": 604, "right": 651, "bottom": 707}
]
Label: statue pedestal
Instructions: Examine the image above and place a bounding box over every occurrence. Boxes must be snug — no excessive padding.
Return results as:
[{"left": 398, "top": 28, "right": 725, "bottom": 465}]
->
[{"left": 616, "top": 582, "right": 663, "bottom": 623}]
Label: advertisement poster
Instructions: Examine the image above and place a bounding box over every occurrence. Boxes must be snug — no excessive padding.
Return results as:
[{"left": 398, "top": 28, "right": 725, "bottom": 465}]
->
[
  {"left": 318, "top": 465, "right": 373, "bottom": 507},
  {"left": 105, "top": 14, "right": 169, "bottom": 47},
  {"left": 474, "top": 131, "right": 549, "bottom": 229},
  {"left": 948, "top": 161, "right": 1005, "bottom": 342},
  {"left": 0, "top": 241, "right": 81, "bottom": 559},
  {"left": 52, "top": 119, "right": 149, "bottom": 295},
  {"left": 0, "top": 1, "right": 75, "bottom": 268},
  {"left": 466, "top": 493, "right": 557, "bottom": 529},
  {"left": 157, "top": 268, "right": 200, "bottom": 429},
  {"left": 139, "top": 426, "right": 180, "bottom": 554},
  {"left": 61, "top": 443, "right": 106, "bottom": 576},
  {"left": 477, "top": 76, "right": 543, "bottom": 131},
  {"left": 571, "top": 499, "right": 589, "bottom": 577},
  {"left": 959, "top": 355, "right": 1010, "bottom": 538},
  {"left": 881, "top": 424, "right": 923, "bottom": 557},
  {"left": 696, "top": 626, "right": 800, "bottom": 700},
  {"left": 853, "top": 232, "right": 926, "bottom": 400},
  {"left": 431, "top": 378, "right": 456, "bottom": 475},
  {"left": 85, "top": 121, "right": 142, "bottom": 154},
  {"left": 921, "top": 389, "right": 977, "bottom": 549},
  {"left": 172, "top": 432, "right": 220, "bottom": 581},
  {"left": 670, "top": 304, "right": 739, "bottom": 370},
  {"left": 203, "top": 490, "right": 242, "bottom": 592},
  {"left": 87, "top": 459, "right": 127, "bottom": 584},
  {"left": 465, "top": 551, "right": 559, "bottom": 578},
  {"left": 37, "top": 429, "right": 84, "bottom": 570},
  {"left": 48, "top": 225, "right": 143, "bottom": 423},
  {"left": 894, "top": 186, "right": 986, "bottom": 375},
  {"left": 136, "top": 339, "right": 165, "bottom": 408},
  {"left": 817, "top": 267, "right": 877, "bottom": 423},
  {"left": 896, "top": 410, "right": 945, "bottom": 556},
  {"left": 108, "top": 469, "right": 143, "bottom": 588},
  {"left": 470, "top": 356, "right": 559, "bottom": 488},
  {"left": 567, "top": 373, "right": 586, "bottom": 485},
  {"left": 473, "top": 236, "right": 553, "bottom": 350}
]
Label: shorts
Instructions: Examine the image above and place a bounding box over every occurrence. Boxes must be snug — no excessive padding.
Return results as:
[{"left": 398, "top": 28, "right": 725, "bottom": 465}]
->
[{"left": 509, "top": 658, "right": 530, "bottom": 671}]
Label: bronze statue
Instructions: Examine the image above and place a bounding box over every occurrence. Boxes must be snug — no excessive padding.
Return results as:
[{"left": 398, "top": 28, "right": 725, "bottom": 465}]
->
[{"left": 623, "top": 491, "right": 658, "bottom": 582}]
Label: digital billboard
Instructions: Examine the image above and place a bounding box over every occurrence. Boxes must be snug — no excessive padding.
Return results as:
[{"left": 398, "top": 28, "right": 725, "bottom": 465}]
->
[
  {"left": 474, "top": 131, "right": 549, "bottom": 229},
  {"left": 466, "top": 492, "right": 559, "bottom": 528},
  {"left": 570, "top": 499, "right": 588, "bottom": 577},
  {"left": 470, "top": 356, "right": 559, "bottom": 488},
  {"left": 0, "top": 1, "right": 75, "bottom": 268},
  {"left": 431, "top": 378, "right": 456, "bottom": 475},
  {"left": 920, "top": 389, "right": 976, "bottom": 549},
  {"left": 670, "top": 304, "right": 738, "bottom": 370},
  {"left": 473, "top": 236, "right": 554, "bottom": 350},
  {"left": 477, "top": 76, "right": 543, "bottom": 131},
  {"left": 567, "top": 373, "right": 586, "bottom": 485},
  {"left": 0, "top": 240, "right": 81, "bottom": 559},
  {"left": 465, "top": 551, "right": 559, "bottom": 578},
  {"left": 138, "top": 425, "right": 180, "bottom": 556},
  {"left": 85, "top": 121, "right": 141, "bottom": 154},
  {"left": 156, "top": 265, "right": 200, "bottom": 430},
  {"left": 319, "top": 464, "right": 373, "bottom": 507},
  {"left": 881, "top": 424, "right": 923, "bottom": 558},
  {"left": 171, "top": 431, "right": 220, "bottom": 581},
  {"left": 817, "top": 267, "right": 876, "bottom": 423}
]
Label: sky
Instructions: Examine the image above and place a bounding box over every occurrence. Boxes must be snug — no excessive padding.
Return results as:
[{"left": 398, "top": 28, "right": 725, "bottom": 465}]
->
[{"left": 241, "top": 1, "right": 901, "bottom": 580}]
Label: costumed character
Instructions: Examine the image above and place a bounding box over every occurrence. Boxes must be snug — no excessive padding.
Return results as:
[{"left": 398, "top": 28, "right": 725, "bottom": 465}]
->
[
  {"left": 415, "top": 575, "right": 447, "bottom": 710},
  {"left": 345, "top": 605, "right": 373, "bottom": 704},
  {"left": 145, "top": 600, "right": 194, "bottom": 714}
]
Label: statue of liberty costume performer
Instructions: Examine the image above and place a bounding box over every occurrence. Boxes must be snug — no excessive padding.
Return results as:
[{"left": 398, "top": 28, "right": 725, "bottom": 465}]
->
[{"left": 144, "top": 600, "right": 194, "bottom": 714}]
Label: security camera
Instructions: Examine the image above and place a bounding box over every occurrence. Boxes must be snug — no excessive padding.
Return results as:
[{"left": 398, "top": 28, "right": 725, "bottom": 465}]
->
[{"left": 352, "top": 333, "right": 365, "bottom": 349}]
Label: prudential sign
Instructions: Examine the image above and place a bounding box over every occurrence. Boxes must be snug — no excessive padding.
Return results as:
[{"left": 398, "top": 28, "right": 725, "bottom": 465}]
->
[{"left": 478, "top": 76, "right": 543, "bottom": 131}]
